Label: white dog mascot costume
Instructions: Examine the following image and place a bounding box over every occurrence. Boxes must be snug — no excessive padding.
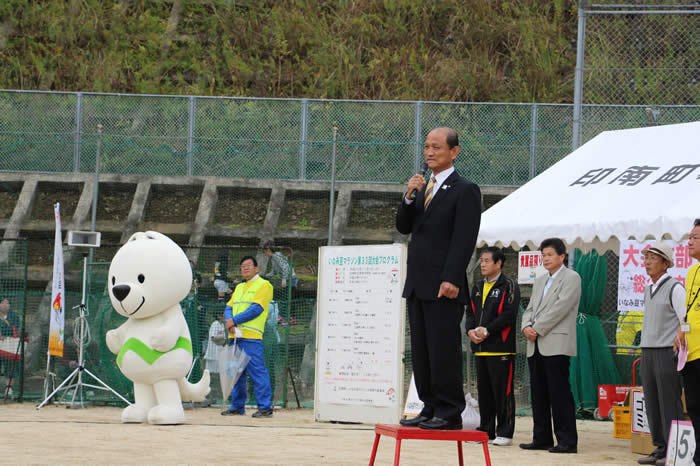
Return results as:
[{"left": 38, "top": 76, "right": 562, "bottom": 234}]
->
[{"left": 106, "top": 231, "right": 210, "bottom": 424}]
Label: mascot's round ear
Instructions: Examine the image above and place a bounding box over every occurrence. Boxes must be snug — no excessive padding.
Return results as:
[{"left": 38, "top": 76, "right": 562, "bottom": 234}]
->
[
  {"left": 144, "top": 231, "right": 168, "bottom": 241},
  {"left": 127, "top": 231, "right": 168, "bottom": 243},
  {"left": 127, "top": 232, "right": 146, "bottom": 242}
]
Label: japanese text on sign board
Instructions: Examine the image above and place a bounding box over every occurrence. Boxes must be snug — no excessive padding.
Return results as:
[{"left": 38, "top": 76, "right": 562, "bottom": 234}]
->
[
  {"left": 520, "top": 254, "right": 542, "bottom": 268},
  {"left": 328, "top": 255, "right": 400, "bottom": 266},
  {"left": 318, "top": 245, "right": 404, "bottom": 409},
  {"left": 518, "top": 251, "right": 547, "bottom": 285},
  {"left": 618, "top": 240, "right": 696, "bottom": 313}
]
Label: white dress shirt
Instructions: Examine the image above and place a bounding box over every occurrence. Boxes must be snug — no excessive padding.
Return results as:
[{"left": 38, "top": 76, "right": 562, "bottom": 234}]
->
[{"left": 543, "top": 265, "right": 566, "bottom": 298}]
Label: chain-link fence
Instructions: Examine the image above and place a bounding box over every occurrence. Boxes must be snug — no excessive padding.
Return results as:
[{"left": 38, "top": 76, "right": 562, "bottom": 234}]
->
[
  {"left": 181, "top": 245, "right": 303, "bottom": 408},
  {"left": 581, "top": 1, "right": 699, "bottom": 106},
  {"left": 1, "top": 234, "right": 650, "bottom": 417},
  {"left": 0, "top": 238, "right": 27, "bottom": 401},
  {"left": 572, "top": 0, "right": 700, "bottom": 147},
  {"left": 2, "top": 90, "right": 698, "bottom": 185},
  {"left": 12, "top": 245, "right": 308, "bottom": 408}
]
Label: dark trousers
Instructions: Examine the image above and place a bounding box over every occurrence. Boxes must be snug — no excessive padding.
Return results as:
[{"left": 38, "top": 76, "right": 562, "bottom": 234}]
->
[
  {"left": 641, "top": 347, "right": 684, "bottom": 454},
  {"left": 476, "top": 355, "right": 515, "bottom": 439},
  {"left": 527, "top": 342, "right": 578, "bottom": 448},
  {"left": 682, "top": 358, "right": 700, "bottom": 464},
  {"left": 407, "top": 297, "right": 465, "bottom": 421}
]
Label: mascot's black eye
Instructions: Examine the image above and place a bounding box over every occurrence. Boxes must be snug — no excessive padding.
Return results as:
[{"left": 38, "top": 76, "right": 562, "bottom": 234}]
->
[
  {"left": 112, "top": 276, "right": 115, "bottom": 285},
  {"left": 138, "top": 274, "right": 145, "bottom": 284}
]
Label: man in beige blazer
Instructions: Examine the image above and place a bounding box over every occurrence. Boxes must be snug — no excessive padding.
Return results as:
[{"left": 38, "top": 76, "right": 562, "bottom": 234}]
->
[{"left": 519, "top": 237, "right": 581, "bottom": 454}]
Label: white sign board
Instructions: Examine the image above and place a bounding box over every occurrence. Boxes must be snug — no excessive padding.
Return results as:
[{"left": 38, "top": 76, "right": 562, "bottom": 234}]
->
[
  {"left": 618, "top": 240, "right": 696, "bottom": 312},
  {"left": 632, "top": 390, "right": 651, "bottom": 434},
  {"left": 314, "top": 244, "right": 406, "bottom": 424},
  {"left": 518, "top": 251, "right": 547, "bottom": 285},
  {"left": 666, "top": 420, "right": 696, "bottom": 466}
]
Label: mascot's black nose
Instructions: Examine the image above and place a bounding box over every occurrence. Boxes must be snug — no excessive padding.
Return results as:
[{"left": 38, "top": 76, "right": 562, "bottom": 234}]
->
[{"left": 112, "top": 284, "right": 131, "bottom": 302}]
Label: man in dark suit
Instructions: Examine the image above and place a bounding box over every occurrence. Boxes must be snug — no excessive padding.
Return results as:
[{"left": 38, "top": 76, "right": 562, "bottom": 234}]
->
[
  {"left": 520, "top": 237, "right": 581, "bottom": 454},
  {"left": 396, "top": 127, "right": 482, "bottom": 430}
]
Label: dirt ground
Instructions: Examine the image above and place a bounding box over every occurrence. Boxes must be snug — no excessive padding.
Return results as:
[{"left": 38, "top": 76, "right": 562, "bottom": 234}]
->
[{"left": 0, "top": 402, "right": 640, "bottom": 465}]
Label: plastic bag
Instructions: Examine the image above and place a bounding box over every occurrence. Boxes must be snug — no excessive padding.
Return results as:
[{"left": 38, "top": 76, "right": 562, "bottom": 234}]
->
[
  {"left": 461, "top": 392, "right": 480, "bottom": 429},
  {"left": 217, "top": 338, "right": 251, "bottom": 400}
]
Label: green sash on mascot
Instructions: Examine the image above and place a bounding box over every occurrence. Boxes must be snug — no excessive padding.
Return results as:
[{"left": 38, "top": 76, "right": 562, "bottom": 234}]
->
[{"left": 116, "top": 337, "right": 192, "bottom": 368}]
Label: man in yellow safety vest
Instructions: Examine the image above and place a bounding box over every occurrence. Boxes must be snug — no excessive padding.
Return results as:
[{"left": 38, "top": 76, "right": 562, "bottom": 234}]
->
[
  {"left": 220, "top": 256, "right": 274, "bottom": 418},
  {"left": 674, "top": 219, "right": 700, "bottom": 466}
]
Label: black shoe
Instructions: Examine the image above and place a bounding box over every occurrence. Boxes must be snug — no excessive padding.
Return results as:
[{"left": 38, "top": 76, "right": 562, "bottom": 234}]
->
[
  {"left": 637, "top": 452, "right": 664, "bottom": 465},
  {"left": 519, "top": 442, "right": 554, "bottom": 450},
  {"left": 549, "top": 445, "right": 577, "bottom": 454},
  {"left": 418, "top": 417, "right": 462, "bottom": 430},
  {"left": 220, "top": 409, "right": 245, "bottom": 416},
  {"left": 399, "top": 415, "right": 431, "bottom": 427},
  {"left": 252, "top": 409, "right": 273, "bottom": 418}
]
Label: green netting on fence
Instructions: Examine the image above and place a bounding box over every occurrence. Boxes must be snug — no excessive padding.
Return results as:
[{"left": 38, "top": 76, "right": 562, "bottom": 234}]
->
[
  {"left": 182, "top": 245, "right": 307, "bottom": 408},
  {"left": 4, "top": 238, "right": 651, "bottom": 415},
  {"left": 0, "top": 239, "right": 28, "bottom": 401},
  {"left": 17, "top": 246, "right": 316, "bottom": 408},
  {"left": 570, "top": 249, "right": 620, "bottom": 412}
]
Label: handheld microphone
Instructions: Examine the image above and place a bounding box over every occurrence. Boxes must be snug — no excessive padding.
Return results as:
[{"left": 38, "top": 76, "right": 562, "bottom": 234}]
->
[{"left": 409, "top": 162, "right": 429, "bottom": 200}]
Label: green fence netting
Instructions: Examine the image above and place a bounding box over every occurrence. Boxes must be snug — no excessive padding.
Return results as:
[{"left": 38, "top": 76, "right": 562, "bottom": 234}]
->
[
  {"left": 11, "top": 245, "right": 313, "bottom": 409},
  {"left": 5, "top": 237, "right": 646, "bottom": 417},
  {"left": 180, "top": 245, "right": 308, "bottom": 408},
  {"left": 570, "top": 249, "right": 620, "bottom": 413},
  {"left": 0, "top": 238, "right": 28, "bottom": 401}
]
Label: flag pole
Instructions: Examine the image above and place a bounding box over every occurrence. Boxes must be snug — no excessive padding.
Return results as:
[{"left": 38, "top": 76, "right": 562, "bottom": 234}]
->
[
  {"left": 42, "top": 349, "right": 52, "bottom": 400},
  {"left": 42, "top": 202, "right": 65, "bottom": 401}
]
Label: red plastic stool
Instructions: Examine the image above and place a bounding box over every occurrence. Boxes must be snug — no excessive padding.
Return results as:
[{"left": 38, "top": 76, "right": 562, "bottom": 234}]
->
[{"left": 368, "top": 424, "right": 491, "bottom": 466}]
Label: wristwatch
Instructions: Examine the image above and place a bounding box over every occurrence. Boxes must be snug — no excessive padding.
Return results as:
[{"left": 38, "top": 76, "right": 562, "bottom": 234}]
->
[{"left": 481, "top": 327, "right": 489, "bottom": 337}]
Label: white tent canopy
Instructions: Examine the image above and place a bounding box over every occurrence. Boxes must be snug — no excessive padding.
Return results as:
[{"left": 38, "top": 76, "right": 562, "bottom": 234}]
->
[{"left": 477, "top": 121, "right": 700, "bottom": 253}]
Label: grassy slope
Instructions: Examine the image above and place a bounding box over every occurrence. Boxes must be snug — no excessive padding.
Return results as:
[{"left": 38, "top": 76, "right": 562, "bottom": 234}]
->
[{"left": 0, "top": 0, "right": 577, "bottom": 102}]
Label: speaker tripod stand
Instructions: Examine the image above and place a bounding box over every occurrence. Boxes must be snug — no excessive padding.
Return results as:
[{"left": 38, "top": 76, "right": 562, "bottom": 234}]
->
[{"left": 37, "top": 255, "right": 130, "bottom": 409}]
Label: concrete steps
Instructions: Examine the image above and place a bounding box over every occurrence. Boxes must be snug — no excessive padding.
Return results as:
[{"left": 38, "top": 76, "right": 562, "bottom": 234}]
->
[{"left": 1, "top": 173, "right": 514, "bottom": 281}]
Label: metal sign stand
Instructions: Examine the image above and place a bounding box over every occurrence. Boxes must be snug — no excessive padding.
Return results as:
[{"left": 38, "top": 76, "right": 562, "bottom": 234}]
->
[{"left": 37, "top": 255, "right": 130, "bottom": 409}]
